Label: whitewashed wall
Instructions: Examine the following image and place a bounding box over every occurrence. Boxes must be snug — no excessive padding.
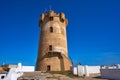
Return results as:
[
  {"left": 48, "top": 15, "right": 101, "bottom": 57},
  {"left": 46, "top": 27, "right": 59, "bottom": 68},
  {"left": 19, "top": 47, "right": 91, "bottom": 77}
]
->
[
  {"left": 17, "top": 63, "right": 35, "bottom": 72},
  {"left": 21, "top": 66, "right": 35, "bottom": 72},
  {"left": 100, "top": 69, "right": 120, "bottom": 80},
  {"left": 2, "top": 63, "right": 35, "bottom": 80},
  {"left": 72, "top": 67, "right": 77, "bottom": 75},
  {"left": 72, "top": 65, "right": 100, "bottom": 76},
  {"left": 100, "top": 64, "right": 120, "bottom": 80},
  {"left": 78, "top": 65, "right": 85, "bottom": 76},
  {"left": 86, "top": 66, "right": 100, "bottom": 74},
  {"left": 0, "top": 74, "right": 6, "bottom": 80}
]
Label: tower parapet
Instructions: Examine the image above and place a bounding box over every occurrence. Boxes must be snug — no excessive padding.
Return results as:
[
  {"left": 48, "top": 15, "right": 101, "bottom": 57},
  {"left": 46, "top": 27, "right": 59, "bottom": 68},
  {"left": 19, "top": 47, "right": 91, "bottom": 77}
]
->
[{"left": 39, "top": 10, "right": 68, "bottom": 27}]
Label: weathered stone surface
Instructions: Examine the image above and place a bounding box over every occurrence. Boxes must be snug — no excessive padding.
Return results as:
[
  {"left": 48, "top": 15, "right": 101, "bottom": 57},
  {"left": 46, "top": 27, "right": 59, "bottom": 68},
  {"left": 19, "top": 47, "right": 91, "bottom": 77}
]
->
[
  {"left": 36, "top": 10, "right": 72, "bottom": 71},
  {"left": 18, "top": 72, "right": 108, "bottom": 80}
]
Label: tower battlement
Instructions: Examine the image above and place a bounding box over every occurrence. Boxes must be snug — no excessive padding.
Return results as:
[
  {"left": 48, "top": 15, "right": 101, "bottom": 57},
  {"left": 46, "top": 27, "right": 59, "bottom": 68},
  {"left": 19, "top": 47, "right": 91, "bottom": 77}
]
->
[{"left": 39, "top": 10, "right": 68, "bottom": 27}]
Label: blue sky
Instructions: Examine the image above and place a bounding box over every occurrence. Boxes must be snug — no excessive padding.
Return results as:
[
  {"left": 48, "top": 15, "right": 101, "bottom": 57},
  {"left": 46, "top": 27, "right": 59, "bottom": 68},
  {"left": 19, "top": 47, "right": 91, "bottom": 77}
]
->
[{"left": 0, "top": 0, "right": 120, "bottom": 66}]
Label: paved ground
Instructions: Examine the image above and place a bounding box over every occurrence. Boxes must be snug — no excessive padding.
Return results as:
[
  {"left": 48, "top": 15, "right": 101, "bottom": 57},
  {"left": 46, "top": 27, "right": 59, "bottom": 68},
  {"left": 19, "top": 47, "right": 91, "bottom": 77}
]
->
[{"left": 18, "top": 71, "right": 109, "bottom": 80}]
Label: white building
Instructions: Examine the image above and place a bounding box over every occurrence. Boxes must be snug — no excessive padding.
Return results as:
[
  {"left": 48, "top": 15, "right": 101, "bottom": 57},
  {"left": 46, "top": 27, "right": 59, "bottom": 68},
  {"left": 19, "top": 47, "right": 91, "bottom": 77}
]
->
[
  {"left": 0, "top": 63, "right": 35, "bottom": 80},
  {"left": 0, "top": 72, "right": 7, "bottom": 80},
  {"left": 100, "top": 64, "right": 120, "bottom": 80},
  {"left": 72, "top": 65, "right": 100, "bottom": 77}
]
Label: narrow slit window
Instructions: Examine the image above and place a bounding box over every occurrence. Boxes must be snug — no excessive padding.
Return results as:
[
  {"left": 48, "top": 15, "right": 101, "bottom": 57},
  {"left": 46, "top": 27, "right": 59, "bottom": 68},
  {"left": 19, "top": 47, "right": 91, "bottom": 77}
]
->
[
  {"left": 50, "top": 27, "right": 53, "bottom": 32},
  {"left": 49, "top": 45, "right": 52, "bottom": 51}
]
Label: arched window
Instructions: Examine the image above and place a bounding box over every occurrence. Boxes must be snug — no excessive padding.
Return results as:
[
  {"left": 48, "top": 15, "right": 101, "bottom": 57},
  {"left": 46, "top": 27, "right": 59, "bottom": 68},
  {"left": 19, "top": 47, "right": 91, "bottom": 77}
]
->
[{"left": 50, "top": 27, "right": 53, "bottom": 32}]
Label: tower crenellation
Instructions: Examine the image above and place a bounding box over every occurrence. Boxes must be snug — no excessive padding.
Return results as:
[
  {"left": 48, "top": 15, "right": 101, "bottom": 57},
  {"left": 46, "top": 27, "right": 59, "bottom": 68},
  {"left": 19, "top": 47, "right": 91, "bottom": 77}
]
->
[{"left": 39, "top": 10, "right": 68, "bottom": 27}]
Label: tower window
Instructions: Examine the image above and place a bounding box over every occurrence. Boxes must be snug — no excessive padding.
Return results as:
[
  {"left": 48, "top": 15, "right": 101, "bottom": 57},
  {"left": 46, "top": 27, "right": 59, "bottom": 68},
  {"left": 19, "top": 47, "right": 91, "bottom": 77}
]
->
[
  {"left": 50, "top": 17, "right": 53, "bottom": 21},
  {"left": 50, "top": 27, "right": 53, "bottom": 32},
  {"left": 47, "top": 65, "right": 51, "bottom": 71},
  {"left": 60, "top": 18, "right": 64, "bottom": 23},
  {"left": 49, "top": 45, "right": 52, "bottom": 51}
]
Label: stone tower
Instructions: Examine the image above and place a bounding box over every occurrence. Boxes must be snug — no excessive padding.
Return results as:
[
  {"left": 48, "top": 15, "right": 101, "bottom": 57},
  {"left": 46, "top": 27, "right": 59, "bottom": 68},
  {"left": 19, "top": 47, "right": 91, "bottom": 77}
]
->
[{"left": 36, "top": 10, "right": 72, "bottom": 71}]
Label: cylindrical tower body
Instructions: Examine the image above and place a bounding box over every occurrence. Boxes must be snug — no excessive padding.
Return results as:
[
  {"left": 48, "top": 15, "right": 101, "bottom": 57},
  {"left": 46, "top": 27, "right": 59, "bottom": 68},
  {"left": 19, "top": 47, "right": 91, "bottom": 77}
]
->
[{"left": 36, "top": 10, "right": 72, "bottom": 71}]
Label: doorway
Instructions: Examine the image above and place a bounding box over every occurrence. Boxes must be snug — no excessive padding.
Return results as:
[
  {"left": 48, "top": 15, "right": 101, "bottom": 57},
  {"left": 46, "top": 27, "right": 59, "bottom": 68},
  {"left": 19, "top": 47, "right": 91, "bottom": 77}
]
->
[{"left": 47, "top": 65, "right": 51, "bottom": 71}]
